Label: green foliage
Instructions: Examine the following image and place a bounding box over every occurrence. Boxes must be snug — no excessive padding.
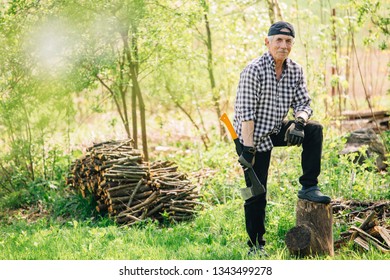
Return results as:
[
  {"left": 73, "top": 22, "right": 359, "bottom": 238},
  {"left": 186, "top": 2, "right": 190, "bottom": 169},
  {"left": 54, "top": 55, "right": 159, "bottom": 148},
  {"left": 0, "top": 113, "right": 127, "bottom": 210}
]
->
[
  {"left": 0, "top": 0, "right": 389, "bottom": 261},
  {"left": 50, "top": 191, "right": 102, "bottom": 222},
  {"left": 381, "top": 130, "right": 390, "bottom": 153},
  {"left": 0, "top": 178, "right": 57, "bottom": 210},
  {"left": 2, "top": 0, "right": 389, "bottom": 182},
  {"left": 0, "top": 147, "right": 72, "bottom": 218},
  {"left": 321, "top": 131, "right": 390, "bottom": 201},
  {"left": 353, "top": 0, "right": 389, "bottom": 35}
]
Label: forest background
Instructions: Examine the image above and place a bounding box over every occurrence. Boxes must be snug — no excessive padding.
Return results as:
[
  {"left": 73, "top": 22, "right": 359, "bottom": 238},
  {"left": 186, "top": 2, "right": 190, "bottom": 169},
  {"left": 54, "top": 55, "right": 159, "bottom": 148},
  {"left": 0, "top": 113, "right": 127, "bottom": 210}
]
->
[{"left": 0, "top": 0, "right": 389, "bottom": 260}]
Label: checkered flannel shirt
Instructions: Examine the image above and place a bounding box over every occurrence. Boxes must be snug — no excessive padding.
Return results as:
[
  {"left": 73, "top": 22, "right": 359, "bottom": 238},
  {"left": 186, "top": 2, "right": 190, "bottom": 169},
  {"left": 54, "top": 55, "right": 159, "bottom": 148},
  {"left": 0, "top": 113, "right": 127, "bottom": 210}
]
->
[{"left": 233, "top": 52, "right": 313, "bottom": 152}]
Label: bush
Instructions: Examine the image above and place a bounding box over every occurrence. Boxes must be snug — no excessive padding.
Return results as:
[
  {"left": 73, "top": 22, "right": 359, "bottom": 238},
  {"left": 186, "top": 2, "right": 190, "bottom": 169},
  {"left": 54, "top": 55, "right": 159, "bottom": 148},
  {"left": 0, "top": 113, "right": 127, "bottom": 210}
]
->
[{"left": 51, "top": 191, "right": 101, "bottom": 222}]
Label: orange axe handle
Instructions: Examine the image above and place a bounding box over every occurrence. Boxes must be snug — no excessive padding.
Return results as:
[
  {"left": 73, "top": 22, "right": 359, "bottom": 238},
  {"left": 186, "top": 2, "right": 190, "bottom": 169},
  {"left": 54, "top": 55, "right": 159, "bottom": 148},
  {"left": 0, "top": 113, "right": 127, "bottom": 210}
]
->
[
  {"left": 220, "top": 113, "right": 238, "bottom": 140},
  {"left": 220, "top": 113, "right": 242, "bottom": 155}
]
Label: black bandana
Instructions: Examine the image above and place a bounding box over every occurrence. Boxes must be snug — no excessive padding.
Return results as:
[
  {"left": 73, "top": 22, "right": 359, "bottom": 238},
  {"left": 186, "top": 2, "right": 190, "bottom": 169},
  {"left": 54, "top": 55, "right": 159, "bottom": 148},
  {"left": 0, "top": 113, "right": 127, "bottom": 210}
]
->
[{"left": 268, "top": 21, "right": 295, "bottom": 38}]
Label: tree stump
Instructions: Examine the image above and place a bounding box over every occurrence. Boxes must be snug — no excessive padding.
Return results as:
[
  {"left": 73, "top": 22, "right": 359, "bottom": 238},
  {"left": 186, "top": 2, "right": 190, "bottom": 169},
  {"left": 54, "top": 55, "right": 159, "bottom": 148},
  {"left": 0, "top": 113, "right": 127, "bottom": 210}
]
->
[{"left": 285, "top": 199, "right": 334, "bottom": 257}]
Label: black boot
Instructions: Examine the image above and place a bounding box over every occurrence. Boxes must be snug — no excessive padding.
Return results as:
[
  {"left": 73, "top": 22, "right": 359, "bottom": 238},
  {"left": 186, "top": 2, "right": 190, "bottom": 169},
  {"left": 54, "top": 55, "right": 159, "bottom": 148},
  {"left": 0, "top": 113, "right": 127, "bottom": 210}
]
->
[
  {"left": 248, "top": 245, "right": 268, "bottom": 257},
  {"left": 298, "top": 186, "right": 331, "bottom": 204}
]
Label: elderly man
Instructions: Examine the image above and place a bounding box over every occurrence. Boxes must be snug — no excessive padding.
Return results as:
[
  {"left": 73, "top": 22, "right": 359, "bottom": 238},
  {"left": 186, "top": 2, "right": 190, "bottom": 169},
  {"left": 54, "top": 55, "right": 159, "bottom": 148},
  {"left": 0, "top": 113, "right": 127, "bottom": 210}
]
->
[{"left": 233, "top": 21, "right": 331, "bottom": 256}]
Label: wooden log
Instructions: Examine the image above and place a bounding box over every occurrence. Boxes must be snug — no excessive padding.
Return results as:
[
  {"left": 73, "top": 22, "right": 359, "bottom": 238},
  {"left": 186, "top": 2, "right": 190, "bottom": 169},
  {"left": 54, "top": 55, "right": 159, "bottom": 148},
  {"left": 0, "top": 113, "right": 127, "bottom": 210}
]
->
[
  {"left": 353, "top": 217, "right": 379, "bottom": 230},
  {"left": 116, "top": 191, "right": 159, "bottom": 216},
  {"left": 170, "top": 200, "right": 204, "bottom": 206},
  {"left": 106, "top": 189, "right": 153, "bottom": 200},
  {"left": 146, "top": 203, "right": 164, "bottom": 217},
  {"left": 350, "top": 211, "right": 377, "bottom": 240},
  {"left": 348, "top": 201, "right": 390, "bottom": 216},
  {"left": 377, "top": 226, "right": 390, "bottom": 247},
  {"left": 350, "top": 225, "right": 390, "bottom": 252},
  {"left": 108, "top": 195, "right": 143, "bottom": 205},
  {"left": 354, "top": 236, "right": 370, "bottom": 251},
  {"left": 116, "top": 213, "right": 143, "bottom": 224},
  {"left": 68, "top": 139, "right": 201, "bottom": 224},
  {"left": 105, "top": 181, "right": 144, "bottom": 192},
  {"left": 104, "top": 178, "right": 144, "bottom": 184},
  {"left": 285, "top": 199, "right": 334, "bottom": 257},
  {"left": 127, "top": 179, "right": 143, "bottom": 206},
  {"left": 169, "top": 206, "right": 198, "bottom": 215},
  {"left": 366, "top": 226, "right": 382, "bottom": 239}
]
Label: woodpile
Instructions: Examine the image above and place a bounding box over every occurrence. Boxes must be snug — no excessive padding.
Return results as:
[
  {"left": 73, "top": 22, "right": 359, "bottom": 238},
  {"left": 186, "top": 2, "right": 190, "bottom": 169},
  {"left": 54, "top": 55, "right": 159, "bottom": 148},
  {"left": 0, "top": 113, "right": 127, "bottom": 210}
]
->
[
  {"left": 337, "top": 109, "right": 389, "bottom": 133},
  {"left": 333, "top": 199, "right": 390, "bottom": 253},
  {"left": 66, "top": 139, "right": 202, "bottom": 225},
  {"left": 340, "top": 128, "right": 387, "bottom": 171}
]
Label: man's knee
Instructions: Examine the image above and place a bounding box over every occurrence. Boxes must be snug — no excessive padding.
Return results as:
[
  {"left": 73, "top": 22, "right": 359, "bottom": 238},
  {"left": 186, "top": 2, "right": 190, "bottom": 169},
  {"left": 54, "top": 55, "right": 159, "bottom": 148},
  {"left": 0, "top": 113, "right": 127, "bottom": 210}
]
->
[
  {"left": 305, "top": 121, "right": 323, "bottom": 137},
  {"left": 307, "top": 121, "right": 323, "bottom": 129}
]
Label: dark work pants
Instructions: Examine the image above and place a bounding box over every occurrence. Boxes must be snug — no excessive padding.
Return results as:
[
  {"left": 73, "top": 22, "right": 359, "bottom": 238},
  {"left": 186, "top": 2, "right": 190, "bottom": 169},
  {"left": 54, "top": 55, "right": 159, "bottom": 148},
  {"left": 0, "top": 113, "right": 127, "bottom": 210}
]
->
[{"left": 244, "top": 120, "right": 323, "bottom": 247}]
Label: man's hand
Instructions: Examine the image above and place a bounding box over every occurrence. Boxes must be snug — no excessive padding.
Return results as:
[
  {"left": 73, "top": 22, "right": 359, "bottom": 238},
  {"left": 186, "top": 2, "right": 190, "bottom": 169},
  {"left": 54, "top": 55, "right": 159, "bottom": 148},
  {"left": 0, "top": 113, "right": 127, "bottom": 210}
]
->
[
  {"left": 239, "top": 145, "right": 256, "bottom": 167},
  {"left": 284, "top": 118, "right": 305, "bottom": 146}
]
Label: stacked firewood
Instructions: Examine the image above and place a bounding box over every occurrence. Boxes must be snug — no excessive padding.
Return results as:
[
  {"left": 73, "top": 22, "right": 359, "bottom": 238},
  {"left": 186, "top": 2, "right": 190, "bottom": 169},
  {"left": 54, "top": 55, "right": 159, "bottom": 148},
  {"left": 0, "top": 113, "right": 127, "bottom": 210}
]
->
[
  {"left": 333, "top": 200, "right": 390, "bottom": 253},
  {"left": 66, "top": 139, "right": 202, "bottom": 225}
]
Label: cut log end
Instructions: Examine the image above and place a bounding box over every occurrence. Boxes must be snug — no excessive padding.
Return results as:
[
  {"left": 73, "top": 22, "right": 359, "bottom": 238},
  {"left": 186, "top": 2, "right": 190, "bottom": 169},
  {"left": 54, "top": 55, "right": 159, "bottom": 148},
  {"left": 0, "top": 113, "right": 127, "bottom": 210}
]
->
[{"left": 285, "top": 224, "right": 312, "bottom": 257}]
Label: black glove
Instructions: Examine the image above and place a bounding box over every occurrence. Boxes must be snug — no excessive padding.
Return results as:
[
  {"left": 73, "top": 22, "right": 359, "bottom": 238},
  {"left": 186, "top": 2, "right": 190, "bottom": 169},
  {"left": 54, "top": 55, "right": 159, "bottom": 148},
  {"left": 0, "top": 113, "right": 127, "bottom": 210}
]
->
[
  {"left": 239, "top": 145, "right": 256, "bottom": 167},
  {"left": 284, "top": 117, "right": 305, "bottom": 146},
  {"left": 235, "top": 141, "right": 243, "bottom": 156}
]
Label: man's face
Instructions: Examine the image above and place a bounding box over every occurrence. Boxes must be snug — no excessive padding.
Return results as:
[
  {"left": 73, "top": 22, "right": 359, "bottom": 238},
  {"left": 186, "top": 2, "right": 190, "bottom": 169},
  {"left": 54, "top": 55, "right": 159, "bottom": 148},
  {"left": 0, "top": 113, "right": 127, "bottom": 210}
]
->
[{"left": 265, "top": 32, "right": 294, "bottom": 63}]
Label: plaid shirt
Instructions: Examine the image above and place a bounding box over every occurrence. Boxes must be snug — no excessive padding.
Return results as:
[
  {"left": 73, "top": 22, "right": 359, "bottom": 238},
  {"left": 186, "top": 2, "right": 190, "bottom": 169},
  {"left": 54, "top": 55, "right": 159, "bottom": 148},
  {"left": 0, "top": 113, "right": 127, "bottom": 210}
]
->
[{"left": 233, "top": 52, "right": 312, "bottom": 152}]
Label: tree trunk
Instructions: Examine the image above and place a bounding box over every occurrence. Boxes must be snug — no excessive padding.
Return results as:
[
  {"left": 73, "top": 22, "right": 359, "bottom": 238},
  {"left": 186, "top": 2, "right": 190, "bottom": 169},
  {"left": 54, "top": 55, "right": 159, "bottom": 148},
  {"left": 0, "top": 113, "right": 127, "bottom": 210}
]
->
[
  {"left": 121, "top": 27, "right": 149, "bottom": 160},
  {"left": 118, "top": 50, "right": 131, "bottom": 139},
  {"left": 131, "top": 24, "right": 138, "bottom": 148},
  {"left": 274, "top": 0, "right": 283, "bottom": 21},
  {"left": 133, "top": 79, "right": 148, "bottom": 161},
  {"left": 285, "top": 199, "right": 334, "bottom": 257},
  {"left": 131, "top": 85, "right": 138, "bottom": 148},
  {"left": 201, "top": 0, "right": 226, "bottom": 140},
  {"left": 22, "top": 104, "right": 35, "bottom": 181},
  {"left": 266, "top": 0, "right": 276, "bottom": 24}
]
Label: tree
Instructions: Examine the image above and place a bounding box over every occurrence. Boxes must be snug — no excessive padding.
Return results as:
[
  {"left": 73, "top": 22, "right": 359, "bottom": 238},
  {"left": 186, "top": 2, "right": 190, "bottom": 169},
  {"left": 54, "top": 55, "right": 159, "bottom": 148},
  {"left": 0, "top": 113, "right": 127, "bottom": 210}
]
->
[
  {"left": 200, "top": 0, "right": 227, "bottom": 139},
  {"left": 0, "top": 0, "right": 74, "bottom": 186},
  {"left": 266, "top": 0, "right": 283, "bottom": 24},
  {"left": 61, "top": 0, "right": 154, "bottom": 160}
]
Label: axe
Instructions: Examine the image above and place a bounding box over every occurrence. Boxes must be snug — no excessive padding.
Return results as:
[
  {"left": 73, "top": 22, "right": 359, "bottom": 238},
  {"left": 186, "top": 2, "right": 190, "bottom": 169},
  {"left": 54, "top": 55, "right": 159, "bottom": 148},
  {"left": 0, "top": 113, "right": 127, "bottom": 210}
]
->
[{"left": 220, "top": 113, "right": 266, "bottom": 200}]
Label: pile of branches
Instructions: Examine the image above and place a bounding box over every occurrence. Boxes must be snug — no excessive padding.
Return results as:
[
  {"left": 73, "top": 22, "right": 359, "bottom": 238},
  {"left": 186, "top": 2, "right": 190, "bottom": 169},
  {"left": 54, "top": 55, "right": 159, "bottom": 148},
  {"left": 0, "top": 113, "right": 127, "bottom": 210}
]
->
[
  {"left": 66, "top": 139, "right": 202, "bottom": 225},
  {"left": 333, "top": 199, "right": 390, "bottom": 253}
]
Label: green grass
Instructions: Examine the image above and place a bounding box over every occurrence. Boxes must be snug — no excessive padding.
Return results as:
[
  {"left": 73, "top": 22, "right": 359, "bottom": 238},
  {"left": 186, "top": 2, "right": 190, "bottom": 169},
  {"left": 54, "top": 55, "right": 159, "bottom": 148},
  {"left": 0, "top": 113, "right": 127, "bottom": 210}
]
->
[
  {"left": 0, "top": 129, "right": 389, "bottom": 260},
  {"left": 0, "top": 201, "right": 246, "bottom": 260},
  {"left": 1, "top": 196, "right": 389, "bottom": 260}
]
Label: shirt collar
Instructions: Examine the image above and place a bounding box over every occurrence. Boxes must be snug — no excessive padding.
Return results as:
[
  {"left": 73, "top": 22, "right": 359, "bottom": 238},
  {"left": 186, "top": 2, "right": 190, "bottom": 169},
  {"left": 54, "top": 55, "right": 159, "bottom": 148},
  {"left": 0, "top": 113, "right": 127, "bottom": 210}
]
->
[{"left": 265, "top": 51, "right": 290, "bottom": 69}]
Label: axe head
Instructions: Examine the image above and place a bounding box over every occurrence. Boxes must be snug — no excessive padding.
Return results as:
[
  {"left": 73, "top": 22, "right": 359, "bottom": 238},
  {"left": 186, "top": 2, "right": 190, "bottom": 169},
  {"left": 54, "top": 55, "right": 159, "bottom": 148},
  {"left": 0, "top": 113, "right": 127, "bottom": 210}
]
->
[
  {"left": 220, "top": 113, "right": 266, "bottom": 199},
  {"left": 238, "top": 155, "right": 266, "bottom": 199}
]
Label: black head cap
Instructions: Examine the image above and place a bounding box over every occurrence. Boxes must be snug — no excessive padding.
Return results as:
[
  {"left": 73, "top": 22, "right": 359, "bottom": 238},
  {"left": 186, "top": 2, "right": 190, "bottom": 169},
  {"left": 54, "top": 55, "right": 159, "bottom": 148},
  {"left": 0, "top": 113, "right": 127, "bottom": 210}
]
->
[{"left": 268, "top": 21, "right": 295, "bottom": 38}]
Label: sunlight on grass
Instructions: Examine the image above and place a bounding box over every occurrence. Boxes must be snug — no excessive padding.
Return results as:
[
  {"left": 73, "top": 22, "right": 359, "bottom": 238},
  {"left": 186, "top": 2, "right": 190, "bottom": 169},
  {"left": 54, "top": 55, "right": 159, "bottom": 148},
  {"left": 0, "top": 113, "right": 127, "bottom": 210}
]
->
[{"left": 1, "top": 131, "right": 389, "bottom": 260}]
